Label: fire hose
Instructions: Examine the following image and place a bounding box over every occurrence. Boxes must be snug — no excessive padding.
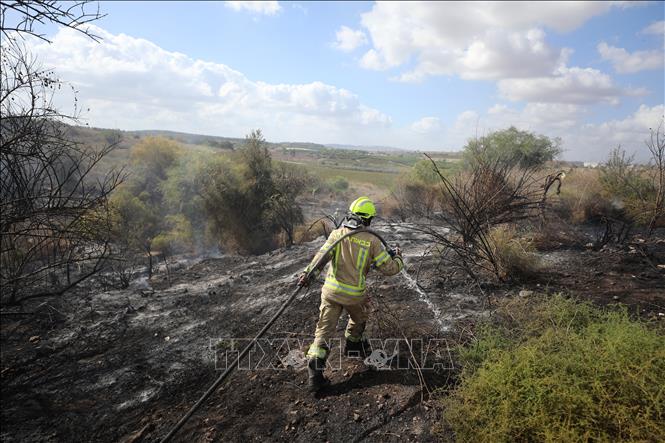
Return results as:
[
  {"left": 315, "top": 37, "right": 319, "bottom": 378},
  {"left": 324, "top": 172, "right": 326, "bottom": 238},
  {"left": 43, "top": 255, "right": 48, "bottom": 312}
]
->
[{"left": 159, "top": 227, "right": 390, "bottom": 442}]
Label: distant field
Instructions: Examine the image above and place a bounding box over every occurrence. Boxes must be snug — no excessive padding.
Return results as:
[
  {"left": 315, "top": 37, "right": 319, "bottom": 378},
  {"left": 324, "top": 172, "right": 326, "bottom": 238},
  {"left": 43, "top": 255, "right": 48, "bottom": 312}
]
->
[{"left": 289, "top": 162, "right": 403, "bottom": 190}]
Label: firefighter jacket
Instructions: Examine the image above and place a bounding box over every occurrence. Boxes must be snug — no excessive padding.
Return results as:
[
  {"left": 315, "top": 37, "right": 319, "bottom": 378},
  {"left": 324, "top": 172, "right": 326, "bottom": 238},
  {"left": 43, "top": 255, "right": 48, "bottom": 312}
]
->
[{"left": 304, "top": 226, "right": 404, "bottom": 305}]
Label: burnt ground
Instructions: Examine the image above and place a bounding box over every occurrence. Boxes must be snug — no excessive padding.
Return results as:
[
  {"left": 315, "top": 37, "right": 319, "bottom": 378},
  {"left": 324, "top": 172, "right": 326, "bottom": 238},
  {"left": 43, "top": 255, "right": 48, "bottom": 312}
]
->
[{"left": 1, "top": 223, "right": 664, "bottom": 443}]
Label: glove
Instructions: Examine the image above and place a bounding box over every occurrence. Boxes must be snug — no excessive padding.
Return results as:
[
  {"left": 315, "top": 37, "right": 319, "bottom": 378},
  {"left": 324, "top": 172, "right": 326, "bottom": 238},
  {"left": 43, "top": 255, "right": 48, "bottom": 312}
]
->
[
  {"left": 297, "top": 272, "right": 310, "bottom": 287},
  {"left": 388, "top": 246, "right": 402, "bottom": 258}
]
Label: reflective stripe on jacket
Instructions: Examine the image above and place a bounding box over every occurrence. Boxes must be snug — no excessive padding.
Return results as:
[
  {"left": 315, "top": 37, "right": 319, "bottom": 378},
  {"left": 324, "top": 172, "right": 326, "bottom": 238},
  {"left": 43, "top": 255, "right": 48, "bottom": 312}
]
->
[{"left": 304, "top": 227, "right": 403, "bottom": 304}]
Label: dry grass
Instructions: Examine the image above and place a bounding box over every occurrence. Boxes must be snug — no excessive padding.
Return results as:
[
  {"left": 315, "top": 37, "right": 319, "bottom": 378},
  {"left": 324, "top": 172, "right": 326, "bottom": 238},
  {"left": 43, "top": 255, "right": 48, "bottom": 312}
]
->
[
  {"left": 528, "top": 221, "right": 585, "bottom": 251},
  {"left": 556, "top": 168, "right": 613, "bottom": 224},
  {"left": 486, "top": 225, "right": 540, "bottom": 281},
  {"left": 295, "top": 219, "right": 330, "bottom": 244}
]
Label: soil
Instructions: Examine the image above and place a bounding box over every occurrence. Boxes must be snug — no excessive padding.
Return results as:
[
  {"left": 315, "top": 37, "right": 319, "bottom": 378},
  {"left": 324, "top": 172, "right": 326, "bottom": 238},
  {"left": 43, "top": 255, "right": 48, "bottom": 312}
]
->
[{"left": 2, "top": 222, "right": 663, "bottom": 443}]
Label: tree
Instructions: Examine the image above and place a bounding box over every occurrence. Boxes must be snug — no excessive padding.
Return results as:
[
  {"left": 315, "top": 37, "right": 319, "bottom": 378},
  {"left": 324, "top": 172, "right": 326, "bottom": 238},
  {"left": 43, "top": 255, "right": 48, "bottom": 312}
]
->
[
  {"left": 109, "top": 189, "right": 160, "bottom": 280},
  {"left": 646, "top": 121, "right": 664, "bottom": 234},
  {"left": 1, "top": 1, "right": 105, "bottom": 43},
  {"left": 463, "top": 127, "right": 561, "bottom": 170},
  {"left": 237, "top": 129, "right": 277, "bottom": 252},
  {"left": 268, "top": 163, "right": 312, "bottom": 246},
  {"left": 161, "top": 151, "right": 209, "bottom": 249},
  {"left": 241, "top": 129, "right": 274, "bottom": 205},
  {"left": 201, "top": 156, "right": 252, "bottom": 252},
  {"left": 201, "top": 131, "right": 310, "bottom": 252},
  {"left": 128, "top": 136, "right": 183, "bottom": 205},
  {"left": 1, "top": 1, "right": 122, "bottom": 304}
]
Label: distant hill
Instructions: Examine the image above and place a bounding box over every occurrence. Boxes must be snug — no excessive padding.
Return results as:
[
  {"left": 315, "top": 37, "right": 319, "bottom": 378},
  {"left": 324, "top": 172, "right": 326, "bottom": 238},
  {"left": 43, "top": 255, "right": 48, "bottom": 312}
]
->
[
  {"left": 67, "top": 125, "right": 463, "bottom": 177},
  {"left": 71, "top": 126, "right": 331, "bottom": 152},
  {"left": 325, "top": 143, "right": 407, "bottom": 153},
  {"left": 70, "top": 125, "right": 464, "bottom": 157}
]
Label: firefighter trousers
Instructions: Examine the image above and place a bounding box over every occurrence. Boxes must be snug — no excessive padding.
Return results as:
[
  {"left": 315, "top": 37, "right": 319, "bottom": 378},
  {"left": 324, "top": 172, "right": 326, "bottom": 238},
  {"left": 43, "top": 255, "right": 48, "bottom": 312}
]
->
[{"left": 307, "top": 291, "right": 369, "bottom": 359}]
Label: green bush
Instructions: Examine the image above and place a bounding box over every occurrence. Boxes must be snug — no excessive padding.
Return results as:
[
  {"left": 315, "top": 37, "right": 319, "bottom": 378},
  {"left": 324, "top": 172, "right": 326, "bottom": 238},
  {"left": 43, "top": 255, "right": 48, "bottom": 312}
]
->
[
  {"left": 440, "top": 296, "right": 664, "bottom": 442},
  {"left": 330, "top": 175, "right": 349, "bottom": 191},
  {"left": 408, "top": 158, "right": 459, "bottom": 184},
  {"left": 463, "top": 126, "right": 561, "bottom": 170}
]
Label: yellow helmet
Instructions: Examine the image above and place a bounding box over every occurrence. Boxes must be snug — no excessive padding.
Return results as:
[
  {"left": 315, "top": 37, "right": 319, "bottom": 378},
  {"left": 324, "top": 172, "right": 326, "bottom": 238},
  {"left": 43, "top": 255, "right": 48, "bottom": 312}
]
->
[{"left": 349, "top": 196, "right": 377, "bottom": 220}]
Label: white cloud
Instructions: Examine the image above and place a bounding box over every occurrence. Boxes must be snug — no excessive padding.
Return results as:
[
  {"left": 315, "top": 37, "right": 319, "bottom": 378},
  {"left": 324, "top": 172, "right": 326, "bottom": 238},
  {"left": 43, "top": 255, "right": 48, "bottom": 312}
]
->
[
  {"left": 454, "top": 110, "right": 480, "bottom": 131},
  {"left": 641, "top": 20, "right": 665, "bottom": 36},
  {"left": 568, "top": 104, "right": 664, "bottom": 161},
  {"left": 359, "top": 49, "right": 389, "bottom": 70},
  {"left": 333, "top": 26, "right": 368, "bottom": 52},
  {"left": 598, "top": 42, "right": 664, "bottom": 74},
  {"left": 224, "top": 1, "right": 281, "bottom": 15},
  {"left": 410, "top": 117, "right": 442, "bottom": 134},
  {"left": 497, "top": 66, "right": 641, "bottom": 104},
  {"left": 484, "top": 102, "right": 585, "bottom": 131},
  {"left": 26, "top": 25, "right": 391, "bottom": 143},
  {"left": 393, "top": 28, "right": 564, "bottom": 82},
  {"left": 356, "top": 2, "right": 618, "bottom": 81}
]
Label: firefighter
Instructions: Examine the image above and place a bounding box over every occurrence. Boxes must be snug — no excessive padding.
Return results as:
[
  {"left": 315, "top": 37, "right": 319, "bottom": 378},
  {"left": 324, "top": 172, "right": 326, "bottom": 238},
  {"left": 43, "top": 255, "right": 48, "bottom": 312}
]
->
[{"left": 298, "top": 196, "right": 404, "bottom": 392}]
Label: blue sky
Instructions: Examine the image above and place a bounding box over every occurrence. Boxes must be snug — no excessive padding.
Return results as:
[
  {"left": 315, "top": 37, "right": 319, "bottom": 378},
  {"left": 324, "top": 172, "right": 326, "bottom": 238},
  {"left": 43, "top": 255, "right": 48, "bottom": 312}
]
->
[{"left": 18, "top": 1, "right": 665, "bottom": 161}]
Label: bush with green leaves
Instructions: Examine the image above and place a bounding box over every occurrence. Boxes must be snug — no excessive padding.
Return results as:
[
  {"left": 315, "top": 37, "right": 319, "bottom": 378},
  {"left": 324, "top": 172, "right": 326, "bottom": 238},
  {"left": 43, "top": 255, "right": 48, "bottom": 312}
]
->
[
  {"left": 439, "top": 295, "right": 664, "bottom": 442},
  {"left": 463, "top": 126, "right": 561, "bottom": 170},
  {"left": 330, "top": 175, "right": 349, "bottom": 191},
  {"left": 201, "top": 130, "right": 311, "bottom": 253},
  {"left": 112, "top": 130, "right": 313, "bottom": 261}
]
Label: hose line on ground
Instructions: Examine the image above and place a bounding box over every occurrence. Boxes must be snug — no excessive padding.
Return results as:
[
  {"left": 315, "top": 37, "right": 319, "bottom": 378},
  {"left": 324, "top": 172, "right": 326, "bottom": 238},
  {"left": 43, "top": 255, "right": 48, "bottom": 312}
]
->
[{"left": 159, "top": 227, "right": 390, "bottom": 443}]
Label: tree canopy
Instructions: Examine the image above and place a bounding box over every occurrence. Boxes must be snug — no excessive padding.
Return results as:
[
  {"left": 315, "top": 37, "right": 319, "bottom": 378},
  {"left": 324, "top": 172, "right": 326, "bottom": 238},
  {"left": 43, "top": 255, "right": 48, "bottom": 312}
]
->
[{"left": 463, "top": 126, "right": 561, "bottom": 169}]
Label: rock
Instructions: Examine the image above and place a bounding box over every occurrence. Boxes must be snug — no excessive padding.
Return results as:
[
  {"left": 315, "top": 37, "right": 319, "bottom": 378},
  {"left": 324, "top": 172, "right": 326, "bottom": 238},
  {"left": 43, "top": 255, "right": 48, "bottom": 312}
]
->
[
  {"left": 519, "top": 290, "right": 534, "bottom": 298},
  {"left": 353, "top": 413, "right": 361, "bottom": 422},
  {"left": 164, "top": 336, "right": 170, "bottom": 341}
]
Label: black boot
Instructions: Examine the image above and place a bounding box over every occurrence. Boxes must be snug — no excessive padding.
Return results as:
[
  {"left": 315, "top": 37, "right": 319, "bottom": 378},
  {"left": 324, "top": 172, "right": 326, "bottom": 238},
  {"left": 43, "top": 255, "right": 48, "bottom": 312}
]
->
[
  {"left": 344, "top": 338, "right": 370, "bottom": 358},
  {"left": 307, "top": 358, "right": 330, "bottom": 392}
]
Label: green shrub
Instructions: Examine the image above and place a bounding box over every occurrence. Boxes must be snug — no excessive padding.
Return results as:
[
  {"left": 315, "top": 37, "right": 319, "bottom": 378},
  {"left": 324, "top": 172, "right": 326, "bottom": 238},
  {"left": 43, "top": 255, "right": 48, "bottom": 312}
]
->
[
  {"left": 440, "top": 296, "right": 664, "bottom": 442},
  {"left": 462, "top": 126, "right": 561, "bottom": 170},
  {"left": 409, "top": 158, "right": 458, "bottom": 184},
  {"left": 330, "top": 175, "right": 349, "bottom": 191}
]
